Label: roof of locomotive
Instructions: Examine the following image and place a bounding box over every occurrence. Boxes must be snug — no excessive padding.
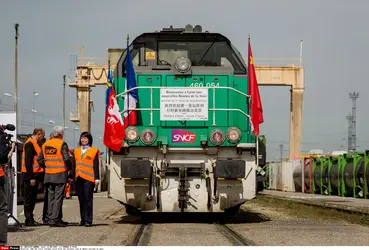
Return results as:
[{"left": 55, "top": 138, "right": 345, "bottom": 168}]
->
[
  {"left": 113, "top": 25, "right": 247, "bottom": 76},
  {"left": 131, "top": 31, "right": 232, "bottom": 45},
  {"left": 131, "top": 25, "right": 231, "bottom": 44}
]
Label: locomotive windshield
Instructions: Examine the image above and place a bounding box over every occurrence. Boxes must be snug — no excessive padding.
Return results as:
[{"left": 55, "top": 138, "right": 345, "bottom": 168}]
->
[
  {"left": 114, "top": 33, "right": 247, "bottom": 77},
  {"left": 157, "top": 41, "right": 246, "bottom": 71}
]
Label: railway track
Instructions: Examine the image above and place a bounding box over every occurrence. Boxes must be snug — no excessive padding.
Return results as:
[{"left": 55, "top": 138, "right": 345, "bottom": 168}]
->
[
  {"left": 130, "top": 223, "right": 152, "bottom": 246},
  {"left": 217, "top": 224, "right": 256, "bottom": 246},
  {"left": 129, "top": 223, "right": 256, "bottom": 246}
]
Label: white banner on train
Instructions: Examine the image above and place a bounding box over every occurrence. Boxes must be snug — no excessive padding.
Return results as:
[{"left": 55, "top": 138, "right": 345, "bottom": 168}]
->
[{"left": 159, "top": 88, "right": 208, "bottom": 121}]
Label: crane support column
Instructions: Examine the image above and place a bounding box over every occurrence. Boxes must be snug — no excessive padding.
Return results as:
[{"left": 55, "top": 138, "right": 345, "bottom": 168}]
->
[
  {"left": 289, "top": 88, "right": 304, "bottom": 159},
  {"left": 255, "top": 65, "right": 305, "bottom": 159}
]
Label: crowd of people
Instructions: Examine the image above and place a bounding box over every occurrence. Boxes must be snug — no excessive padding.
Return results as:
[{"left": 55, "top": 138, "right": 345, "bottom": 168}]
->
[{"left": 0, "top": 125, "right": 101, "bottom": 245}]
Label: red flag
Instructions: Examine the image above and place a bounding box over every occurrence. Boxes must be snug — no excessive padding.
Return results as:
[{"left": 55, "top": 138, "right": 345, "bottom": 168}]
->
[
  {"left": 248, "top": 37, "right": 264, "bottom": 136},
  {"left": 103, "top": 83, "right": 125, "bottom": 152}
]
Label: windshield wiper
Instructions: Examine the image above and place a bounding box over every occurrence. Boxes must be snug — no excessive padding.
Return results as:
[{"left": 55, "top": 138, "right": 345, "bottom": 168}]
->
[{"left": 197, "top": 39, "right": 216, "bottom": 66}]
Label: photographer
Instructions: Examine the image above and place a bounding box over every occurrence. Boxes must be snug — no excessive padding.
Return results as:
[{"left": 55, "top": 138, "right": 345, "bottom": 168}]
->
[
  {"left": 0, "top": 124, "right": 16, "bottom": 246},
  {"left": 0, "top": 162, "right": 7, "bottom": 246}
]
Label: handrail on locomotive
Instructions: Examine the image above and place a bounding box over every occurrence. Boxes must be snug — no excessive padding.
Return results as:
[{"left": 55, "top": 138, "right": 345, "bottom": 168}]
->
[{"left": 116, "top": 86, "right": 252, "bottom": 126}]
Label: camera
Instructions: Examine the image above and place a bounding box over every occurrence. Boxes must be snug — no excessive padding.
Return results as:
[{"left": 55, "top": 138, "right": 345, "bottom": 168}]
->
[{"left": 0, "top": 124, "right": 16, "bottom": 165}]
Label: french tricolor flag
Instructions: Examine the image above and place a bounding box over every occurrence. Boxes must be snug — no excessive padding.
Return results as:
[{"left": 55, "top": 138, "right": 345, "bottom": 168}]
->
[{"left": 123, "top": 45, "right": 138, "bottom": 127}]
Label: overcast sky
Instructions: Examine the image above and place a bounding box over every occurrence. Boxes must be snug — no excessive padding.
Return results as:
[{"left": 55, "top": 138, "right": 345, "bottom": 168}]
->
[{"left": 0, "top": 0, "right": 368, "bottom": 160}]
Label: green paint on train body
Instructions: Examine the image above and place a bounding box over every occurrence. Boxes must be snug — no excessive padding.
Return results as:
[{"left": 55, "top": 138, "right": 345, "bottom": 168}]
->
[
  {"left": 112, "top": 27, "right": 257, "bottom": 148},
  {"left": 113, "top": 74, "right": 255, "bottom": 148}
]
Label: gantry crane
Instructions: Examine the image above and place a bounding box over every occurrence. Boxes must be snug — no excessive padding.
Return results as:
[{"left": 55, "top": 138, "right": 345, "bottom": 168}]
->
[{"left": 69, "top": 50, "right": 304, "bottom": 160}]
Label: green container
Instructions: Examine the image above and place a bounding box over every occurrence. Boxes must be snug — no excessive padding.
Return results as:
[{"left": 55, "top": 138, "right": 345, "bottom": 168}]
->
[
  {"left": 341, "top": 152, "right": 366, "bottom": 198},
  {"left": 295, "top": 151, "right": 369, "bottom": 198},
  {"left": 364, "top": 151, "right": 369, "bottom": 199},
  {"left": 312, "top": 157, "right": 329, "bottom": 194},
  {"left": 327, "top": 156, "right": 342, "bottom": 196}
]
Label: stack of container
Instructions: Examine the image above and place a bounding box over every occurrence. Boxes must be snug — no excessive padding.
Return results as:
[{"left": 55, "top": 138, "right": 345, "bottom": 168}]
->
[{"left": 288, "top": 151, "right": 369, "bottom": 199}]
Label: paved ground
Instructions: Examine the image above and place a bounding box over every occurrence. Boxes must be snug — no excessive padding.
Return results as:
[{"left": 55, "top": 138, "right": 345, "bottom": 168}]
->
[
  {"left": 7, "top": 192, "right": 369, "bottom": 246},
  {"left": 8, "top": 192, "right": 138, "bottom": 246}
]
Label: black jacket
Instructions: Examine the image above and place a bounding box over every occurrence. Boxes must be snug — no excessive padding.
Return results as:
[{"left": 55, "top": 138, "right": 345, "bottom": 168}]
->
[{"left": 22, "top": 140, "right": 44, "bottom": 181}]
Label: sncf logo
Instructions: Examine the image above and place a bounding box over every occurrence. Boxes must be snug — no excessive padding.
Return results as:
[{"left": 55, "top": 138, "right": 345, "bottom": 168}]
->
[
  {"left": 172, "top": 130, "right": 196, "bottom": 143},
  {"left": 45, "top": 146, "right": 57, "bottom": 155}
]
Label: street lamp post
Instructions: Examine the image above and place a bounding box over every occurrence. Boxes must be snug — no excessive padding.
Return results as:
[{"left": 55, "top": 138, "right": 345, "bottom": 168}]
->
[
  {"left": 14, "top": 24, "right": 19, "bottom": 134},
  {"left": 63, "top": 76, "right": 66, "bottom": 135},
  {"left": 4, "top": 93, "right": 21, "bottom": 132},
  {"left": 32, "top": 89, "right": 38, "bottom": 128},
  {"left": 0, "top": 93, "right": 14, "bottom": 111}
]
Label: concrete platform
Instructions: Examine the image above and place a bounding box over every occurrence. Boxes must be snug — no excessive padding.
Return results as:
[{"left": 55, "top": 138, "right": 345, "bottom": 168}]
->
[
  {"left": 259, "top": 190, "right": 369, "bottom": 214},
  {"left": 7, "top": 192, "right": 138, "bottom": 246}
]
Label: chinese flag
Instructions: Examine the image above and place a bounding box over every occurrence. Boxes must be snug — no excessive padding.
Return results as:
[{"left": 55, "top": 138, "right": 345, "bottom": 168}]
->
[{"left": 248, "top": 37, "right": 264, "bottom": 136}]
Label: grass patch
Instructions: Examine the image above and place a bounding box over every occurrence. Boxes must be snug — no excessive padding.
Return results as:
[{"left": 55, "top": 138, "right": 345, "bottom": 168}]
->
[{"left": 251, "top": 195, "right": 369, "bottom": 226}]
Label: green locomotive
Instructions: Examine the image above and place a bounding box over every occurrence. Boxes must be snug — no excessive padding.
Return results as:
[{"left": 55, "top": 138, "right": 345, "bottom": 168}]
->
[{"left": 108, "top": 25, "right": 266, "bottom": 214}]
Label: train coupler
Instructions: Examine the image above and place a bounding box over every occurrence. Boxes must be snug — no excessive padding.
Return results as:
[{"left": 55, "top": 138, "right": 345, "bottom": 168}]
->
[{"left": 178, "top": 166, "right": 190, "bottom": 212}]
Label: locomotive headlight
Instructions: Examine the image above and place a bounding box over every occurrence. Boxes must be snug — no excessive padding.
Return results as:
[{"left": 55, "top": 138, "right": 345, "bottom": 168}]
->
[
  {"left": 226, "top": 127, "right": 241, "bottom": 143},
  {"left": 125, "top": 127, "right": 140, "bottom": 143},
  {"left": 141, "top": 129, "right": 156, "bottom": 145},
  {"left": 210, "top": 129, "right": 225, "bottom": 145},
  {"left": 174, "top": 57, "right": 191, "bottom": 73}
]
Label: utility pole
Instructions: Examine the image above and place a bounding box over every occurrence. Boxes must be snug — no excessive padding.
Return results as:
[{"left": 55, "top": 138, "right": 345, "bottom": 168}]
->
[
  {"left": 349, "top": 92, "right": 359, "bottom": 152},
  {"left": 14, "top": 23, "right": 19, "bottom": 133},
  {"left": 63, "top": 75, "right": 66, "bottom": 131},
  {"left": 279, "top": 144, "right": 283, "bottom": 161},
  {"left": 346, "top": 114, "right": 353, "bottom": 152}
]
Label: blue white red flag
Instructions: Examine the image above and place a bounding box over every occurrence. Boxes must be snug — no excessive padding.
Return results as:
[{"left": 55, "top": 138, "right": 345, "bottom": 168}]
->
[{"left": 123, "top": 45, "right": 138, "bottom": 128}]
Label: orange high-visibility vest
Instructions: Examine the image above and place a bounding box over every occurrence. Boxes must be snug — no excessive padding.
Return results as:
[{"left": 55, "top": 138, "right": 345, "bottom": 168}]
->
[
  {"left": 74, "top": 147, "right": 99, "bottom": 183},
  {"left": 42, "top": 138, "right": 67, "bottom": 174},
  {"left": 21, "top": 137, "right": 43, "bottom": 173},
  {"left": 0, "top": 167, "right": 4, "bottom": 177}
]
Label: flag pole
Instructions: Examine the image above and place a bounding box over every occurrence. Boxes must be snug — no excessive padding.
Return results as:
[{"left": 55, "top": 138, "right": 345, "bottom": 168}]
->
[
  {"left": 108, "top": 59, "right": 111, "bottom": 83},
  {"left": 256, "top": 135, "right": 259, "bottom": 168},
  {"left": 247, "top": 33, "right": 250, "bottom": 107},
  {"left": 126, "top": 33, "right": 130, "bottom": 126},
  {"left": 249, "top": 34, "right": 259, "bottom": 169}
]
